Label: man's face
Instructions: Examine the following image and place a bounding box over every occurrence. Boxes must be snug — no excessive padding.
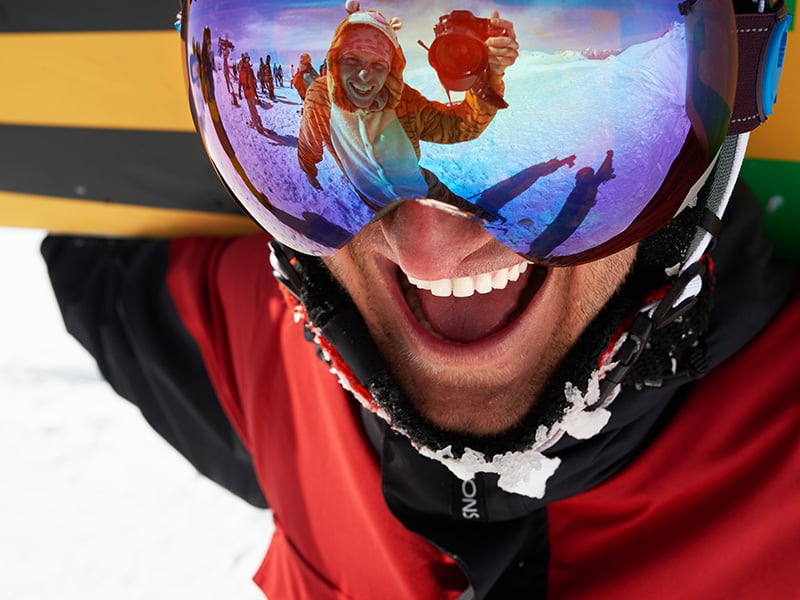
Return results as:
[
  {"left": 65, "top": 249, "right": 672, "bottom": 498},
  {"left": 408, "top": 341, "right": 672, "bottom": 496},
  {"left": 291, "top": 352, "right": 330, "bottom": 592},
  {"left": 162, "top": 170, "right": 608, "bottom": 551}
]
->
[
  {"left": 338, "top": 29, "right": 392, "bottom": 109},
  {"left": 324, "top": 201, "right": 636, "bottom": 435}
]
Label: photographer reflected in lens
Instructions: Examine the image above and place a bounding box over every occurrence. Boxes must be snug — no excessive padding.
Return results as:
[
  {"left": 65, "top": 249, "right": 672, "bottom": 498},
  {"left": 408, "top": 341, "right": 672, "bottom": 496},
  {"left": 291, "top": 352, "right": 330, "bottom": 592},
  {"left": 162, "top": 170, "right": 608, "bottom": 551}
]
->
[
  {"left": 426, "top": 9, "right": 517, "bottom": 108},
  {"left": 297, "top": 2, "right": 518, "bottom": 211}
]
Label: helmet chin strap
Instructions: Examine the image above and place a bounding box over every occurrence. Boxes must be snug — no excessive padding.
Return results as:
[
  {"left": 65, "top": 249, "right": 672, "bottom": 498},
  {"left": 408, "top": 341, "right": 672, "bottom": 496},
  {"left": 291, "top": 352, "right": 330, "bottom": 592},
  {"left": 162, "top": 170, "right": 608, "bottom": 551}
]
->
[{"left": 599, "top": 133, "right": 749, "bottom": 402}]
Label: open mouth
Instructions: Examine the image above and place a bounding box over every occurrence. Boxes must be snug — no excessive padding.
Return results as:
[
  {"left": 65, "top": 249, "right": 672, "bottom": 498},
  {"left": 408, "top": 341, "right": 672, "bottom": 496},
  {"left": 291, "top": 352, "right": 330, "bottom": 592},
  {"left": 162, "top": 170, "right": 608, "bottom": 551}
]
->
[
  {"left": 348, "top": 81, "right": 376, "bottom": 98},
  {"left": 400, "top": 260, "right": 548, "bottom": 343}
]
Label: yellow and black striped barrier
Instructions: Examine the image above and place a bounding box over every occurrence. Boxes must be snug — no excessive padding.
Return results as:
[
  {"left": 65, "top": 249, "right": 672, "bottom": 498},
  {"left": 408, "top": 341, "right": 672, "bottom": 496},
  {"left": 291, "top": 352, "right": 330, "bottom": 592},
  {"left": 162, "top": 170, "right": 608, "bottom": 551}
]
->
[{"left": 0, "top": 1, "right": 256, "bottom": 237}]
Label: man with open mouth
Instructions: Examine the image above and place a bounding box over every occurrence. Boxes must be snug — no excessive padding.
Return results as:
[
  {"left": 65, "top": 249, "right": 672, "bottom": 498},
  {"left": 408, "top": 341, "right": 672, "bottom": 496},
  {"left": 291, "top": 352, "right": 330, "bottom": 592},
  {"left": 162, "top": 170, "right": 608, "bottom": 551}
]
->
[{"left": 43, "top": 0, "right": 800, "bottom": 598}]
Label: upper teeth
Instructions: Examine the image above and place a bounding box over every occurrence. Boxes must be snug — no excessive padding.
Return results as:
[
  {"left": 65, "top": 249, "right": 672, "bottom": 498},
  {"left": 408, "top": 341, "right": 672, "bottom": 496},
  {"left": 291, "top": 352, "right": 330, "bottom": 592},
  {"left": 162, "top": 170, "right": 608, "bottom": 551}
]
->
[
  {"left": 406, "top": 261, "right": 532, "bottom": 298},
  {"left": 351, "top": 82, "right": 373, "bottom": 94}
]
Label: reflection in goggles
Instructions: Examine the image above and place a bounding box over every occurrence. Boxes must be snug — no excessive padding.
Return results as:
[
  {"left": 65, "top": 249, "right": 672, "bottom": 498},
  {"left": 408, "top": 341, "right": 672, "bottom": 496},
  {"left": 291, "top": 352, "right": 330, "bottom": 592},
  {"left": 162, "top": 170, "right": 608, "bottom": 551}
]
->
[{"left": 184, "top": 1, "right": 736, "bottom": 264}]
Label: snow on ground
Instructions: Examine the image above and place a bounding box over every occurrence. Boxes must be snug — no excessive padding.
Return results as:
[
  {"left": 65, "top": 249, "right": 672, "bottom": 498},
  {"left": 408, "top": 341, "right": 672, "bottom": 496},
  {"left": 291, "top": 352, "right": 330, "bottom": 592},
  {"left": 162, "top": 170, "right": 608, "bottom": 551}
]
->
[{"left": 0, "top": 228, "right": 271, "bottom": 599}]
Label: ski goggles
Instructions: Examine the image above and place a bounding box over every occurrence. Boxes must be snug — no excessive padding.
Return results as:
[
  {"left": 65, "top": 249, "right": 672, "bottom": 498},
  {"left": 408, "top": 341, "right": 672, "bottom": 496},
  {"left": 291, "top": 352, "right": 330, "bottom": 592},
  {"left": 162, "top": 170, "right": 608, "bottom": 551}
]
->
[{"left": 180, "top": 0, "right": 739, "bottom": 266}]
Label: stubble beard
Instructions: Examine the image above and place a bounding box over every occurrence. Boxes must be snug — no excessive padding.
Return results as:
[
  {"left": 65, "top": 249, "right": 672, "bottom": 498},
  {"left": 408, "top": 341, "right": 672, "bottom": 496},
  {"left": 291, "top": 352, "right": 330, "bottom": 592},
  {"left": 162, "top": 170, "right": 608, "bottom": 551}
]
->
[
  {"left": 373, "top": 312, "right": 575, "bottom": 435},
  {"left": 325, "top": 229, "right": 636, "bottom": 441}
]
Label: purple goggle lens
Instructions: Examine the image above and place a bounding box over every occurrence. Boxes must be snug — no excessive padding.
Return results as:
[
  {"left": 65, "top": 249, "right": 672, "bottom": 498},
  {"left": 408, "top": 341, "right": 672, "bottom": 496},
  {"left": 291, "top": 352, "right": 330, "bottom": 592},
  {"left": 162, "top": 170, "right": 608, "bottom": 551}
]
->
[{"left": 182, "top": 0, "right": 737, "bottom": 265}]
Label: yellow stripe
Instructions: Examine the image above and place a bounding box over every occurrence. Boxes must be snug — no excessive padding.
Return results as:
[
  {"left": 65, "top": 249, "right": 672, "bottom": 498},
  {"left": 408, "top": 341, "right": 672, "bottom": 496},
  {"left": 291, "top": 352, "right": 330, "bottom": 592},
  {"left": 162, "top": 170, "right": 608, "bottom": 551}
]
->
[
  {"left": 0, "top": 31, "right": 195, "bottom": 132},
  {"left": 0, "top": 190, "right": 259, "bottom": 238},
  {"left": 2, "top": 28, "right": 796, "bottom": 160},
  {"left": 746, "top": 28, "right": 800, "bottom": 162}
]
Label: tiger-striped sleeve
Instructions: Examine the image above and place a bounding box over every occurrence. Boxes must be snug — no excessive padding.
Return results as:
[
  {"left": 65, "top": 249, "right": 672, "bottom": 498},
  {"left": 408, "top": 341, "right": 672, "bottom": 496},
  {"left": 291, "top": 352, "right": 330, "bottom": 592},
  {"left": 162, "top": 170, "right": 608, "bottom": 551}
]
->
[
  {"left": 297, "top": 79, "right": 331, "bottom": 179},
  {"left": 401, "top": 84, "right": 502, "bottom": 145}
]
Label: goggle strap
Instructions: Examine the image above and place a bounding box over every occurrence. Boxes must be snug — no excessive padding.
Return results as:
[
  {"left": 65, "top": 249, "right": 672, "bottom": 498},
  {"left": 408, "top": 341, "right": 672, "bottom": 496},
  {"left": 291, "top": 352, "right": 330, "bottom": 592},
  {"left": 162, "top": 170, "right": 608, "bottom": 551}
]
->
[{"left": 681, "top": 132, "right": 749, "bottom": 272}]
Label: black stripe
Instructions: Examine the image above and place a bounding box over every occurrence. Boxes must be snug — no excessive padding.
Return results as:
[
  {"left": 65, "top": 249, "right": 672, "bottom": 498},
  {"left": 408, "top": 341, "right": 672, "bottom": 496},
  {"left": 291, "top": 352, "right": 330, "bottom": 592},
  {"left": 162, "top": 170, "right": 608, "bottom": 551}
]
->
[
  {"left": 0, "top": 0, "right": 180, "bottom": 33},
  {"left": 41, "top": 235, "right": 268, "bottom": 508},
  {"left": 0, "top": 124, "right": 237, "bottom": 214}
]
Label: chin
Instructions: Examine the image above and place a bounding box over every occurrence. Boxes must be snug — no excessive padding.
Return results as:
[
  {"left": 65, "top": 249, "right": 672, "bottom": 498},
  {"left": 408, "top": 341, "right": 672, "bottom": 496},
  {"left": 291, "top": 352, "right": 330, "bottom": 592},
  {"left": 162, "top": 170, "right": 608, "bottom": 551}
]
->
[
  {"left": 349, "top": 96, "right": 374, "bottom": 109},
  {"left": 418, "top": 402, "right": 533, "bottom": 437},
  {"left": 388, "top": 358, "right": 544, "bottom": 436}
]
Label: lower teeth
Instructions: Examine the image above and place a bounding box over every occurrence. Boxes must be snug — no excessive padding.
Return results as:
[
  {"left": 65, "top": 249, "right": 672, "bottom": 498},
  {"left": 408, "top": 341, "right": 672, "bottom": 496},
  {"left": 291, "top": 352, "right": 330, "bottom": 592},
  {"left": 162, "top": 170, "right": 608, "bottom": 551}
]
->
[{"left": 403, "top": 283, "right": 446, "bottom": 340}]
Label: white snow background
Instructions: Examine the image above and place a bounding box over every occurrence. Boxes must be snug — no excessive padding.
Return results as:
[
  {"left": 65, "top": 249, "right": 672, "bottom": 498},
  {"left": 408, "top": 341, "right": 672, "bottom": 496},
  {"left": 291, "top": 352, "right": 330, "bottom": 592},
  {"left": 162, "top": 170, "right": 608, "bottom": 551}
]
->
[{"left": 0, "top": 228, "right": 271, "bottom": 599}]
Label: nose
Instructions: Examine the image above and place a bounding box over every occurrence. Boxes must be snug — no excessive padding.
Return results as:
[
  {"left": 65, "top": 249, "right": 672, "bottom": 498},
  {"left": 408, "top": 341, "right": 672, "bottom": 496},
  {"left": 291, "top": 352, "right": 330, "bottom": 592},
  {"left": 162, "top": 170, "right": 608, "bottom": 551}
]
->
[
  {"left": 357, "top": 67, "right": 371, "bottom": 80},
  {"left": 380, "top": 200, "right": 496, "bottom": 279}
]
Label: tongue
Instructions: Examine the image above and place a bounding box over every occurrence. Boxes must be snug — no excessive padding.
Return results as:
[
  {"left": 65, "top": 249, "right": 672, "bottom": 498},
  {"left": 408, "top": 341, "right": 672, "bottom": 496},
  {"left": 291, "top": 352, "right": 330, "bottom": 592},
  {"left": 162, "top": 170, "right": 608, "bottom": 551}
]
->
[{"left": 417, "top": 273, "right": 531, "bottom": 343}]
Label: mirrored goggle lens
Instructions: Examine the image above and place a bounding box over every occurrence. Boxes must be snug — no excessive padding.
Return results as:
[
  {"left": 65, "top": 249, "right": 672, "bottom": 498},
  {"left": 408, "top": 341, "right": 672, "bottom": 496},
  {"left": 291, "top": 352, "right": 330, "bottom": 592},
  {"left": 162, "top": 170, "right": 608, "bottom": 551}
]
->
[{"left": 183, "top": 0, "right": 737, "bottom": 265}]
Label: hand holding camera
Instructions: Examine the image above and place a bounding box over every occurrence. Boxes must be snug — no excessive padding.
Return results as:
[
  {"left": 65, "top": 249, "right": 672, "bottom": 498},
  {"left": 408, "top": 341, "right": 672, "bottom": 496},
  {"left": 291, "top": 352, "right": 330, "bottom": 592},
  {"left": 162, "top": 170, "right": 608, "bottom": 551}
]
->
[
  {"left": 423, "top": 10, "right": 518, "bottom": 108},
  {"left": 485, "top": 11, "right": 519, "bottom": 78}
]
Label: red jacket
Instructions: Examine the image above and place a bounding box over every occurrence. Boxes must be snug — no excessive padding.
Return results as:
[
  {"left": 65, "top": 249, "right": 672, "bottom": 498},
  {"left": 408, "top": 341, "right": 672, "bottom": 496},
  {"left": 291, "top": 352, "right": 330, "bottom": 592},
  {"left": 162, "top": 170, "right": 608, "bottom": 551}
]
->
[
  {"left": 40, "top": 180, "right": 798, "bottom": 598},
  {"left": 166, "top": 233, "right": 800, "bottom": 599},
  {"left": 239, "top": 61, "right": 258, "bottom": 98}
]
